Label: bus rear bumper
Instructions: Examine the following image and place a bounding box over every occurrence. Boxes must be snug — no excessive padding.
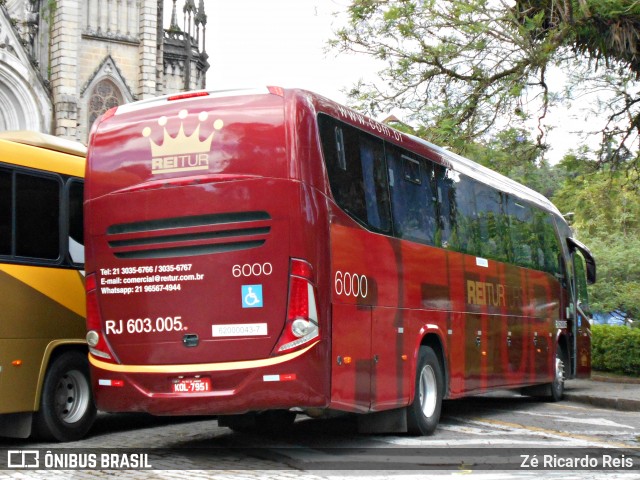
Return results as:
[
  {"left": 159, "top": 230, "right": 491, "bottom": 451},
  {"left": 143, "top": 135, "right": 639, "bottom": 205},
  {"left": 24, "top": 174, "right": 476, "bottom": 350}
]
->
[{"left": 88, "top": 343, "right": 327, "bottom": 415}]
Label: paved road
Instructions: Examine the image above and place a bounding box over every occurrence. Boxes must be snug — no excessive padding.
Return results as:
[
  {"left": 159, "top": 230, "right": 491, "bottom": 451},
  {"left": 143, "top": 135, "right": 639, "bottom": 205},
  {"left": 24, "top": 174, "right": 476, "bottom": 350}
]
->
[{"left": 1, "top": 391, "right": 639, "bottom": 479}]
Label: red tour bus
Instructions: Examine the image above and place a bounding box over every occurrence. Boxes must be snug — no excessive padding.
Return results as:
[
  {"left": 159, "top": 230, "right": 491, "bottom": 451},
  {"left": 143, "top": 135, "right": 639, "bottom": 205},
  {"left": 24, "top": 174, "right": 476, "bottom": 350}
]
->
[{"left": 84, "top": 87, "right": 595, "bottom": 435}]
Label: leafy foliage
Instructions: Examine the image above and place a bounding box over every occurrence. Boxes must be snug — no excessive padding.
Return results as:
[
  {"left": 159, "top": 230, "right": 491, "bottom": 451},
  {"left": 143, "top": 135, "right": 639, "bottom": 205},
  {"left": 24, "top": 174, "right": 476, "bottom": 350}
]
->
[
  {"left": 332, "top": 0, "right": 640, "bottom": 175},
  {"left": 584, "top": 236, "right": 640, "bottom": 319},
  {"left": 463, "top": 128, "right": 565, "bottom": 198},
  {"left": 592, "top": 325, "right": 640, "bottom": 376},
  {"left": 517, "top": 0, "right": 640, "bottom": 76},
  {"left": 334, "top": 0, "right": 640, "bottom": 321},
  {"left": 553, "top": 163, "right": 640, "bottom": 318}
]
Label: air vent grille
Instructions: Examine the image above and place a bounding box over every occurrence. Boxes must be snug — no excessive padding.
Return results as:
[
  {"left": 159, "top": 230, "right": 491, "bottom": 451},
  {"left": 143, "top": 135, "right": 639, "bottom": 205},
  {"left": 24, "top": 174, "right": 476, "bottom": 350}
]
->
[{"left": 106, "top": 211, "right": 271, "bottom": 259}]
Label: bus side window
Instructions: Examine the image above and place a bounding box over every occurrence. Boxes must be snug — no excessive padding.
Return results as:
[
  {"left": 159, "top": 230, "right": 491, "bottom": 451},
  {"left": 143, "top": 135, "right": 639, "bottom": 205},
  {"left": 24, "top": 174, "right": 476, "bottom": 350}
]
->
[
  {"left": 319, "top": 114, "right": 390, "bottom": 233},
  {"left": 15, "top": 172, "right": 60, "bottom": 260},
  {"left": 319, "top": 116, "right": 366, "bottom": 223},
  {"left": 506, "top": 195, "right": 535, "bottom": 269},
  {"left": 474, "top": 183, "right": 508, "bottom": 262},
  {"left": 433, "top": 164, "right": 454, "bottom": 249},
  {"left": 387, "top": 148, "right": 436, "bottom": 246},
  {"left": 0, "top": 168, "right": 10, "bottom": 255},
  {"left": 449, "top": 173, "right": 480, "bottom": 256},
  {"left": 359, "top": 135, "right": 391, "bottom": 232},
  {"left": 67, "top": 180, "right": 84, "bottom": 265},
  {"left": 541, "top": 213, "right": 562, "bottom": 276}
]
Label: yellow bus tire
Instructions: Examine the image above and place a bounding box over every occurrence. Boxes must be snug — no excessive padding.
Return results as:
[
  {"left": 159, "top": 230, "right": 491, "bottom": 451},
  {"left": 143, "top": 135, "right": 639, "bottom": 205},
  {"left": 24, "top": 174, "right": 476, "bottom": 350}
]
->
[{"left": 32, "top": 351, "right": 96, "bottom": 442}]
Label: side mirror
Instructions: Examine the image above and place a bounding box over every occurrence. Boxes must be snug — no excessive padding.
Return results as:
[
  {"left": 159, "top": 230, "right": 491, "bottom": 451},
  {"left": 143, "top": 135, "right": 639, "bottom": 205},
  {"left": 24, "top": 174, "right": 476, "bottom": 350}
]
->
[{"left": 567, "top": 237, "right": 596, "bottom": 284}]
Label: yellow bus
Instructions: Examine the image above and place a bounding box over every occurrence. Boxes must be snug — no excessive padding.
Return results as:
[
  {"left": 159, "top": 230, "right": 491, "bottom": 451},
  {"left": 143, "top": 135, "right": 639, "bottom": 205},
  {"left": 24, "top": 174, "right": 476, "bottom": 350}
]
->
[{"left": 0, "top": 131, "right": 95, "bottom": 441}]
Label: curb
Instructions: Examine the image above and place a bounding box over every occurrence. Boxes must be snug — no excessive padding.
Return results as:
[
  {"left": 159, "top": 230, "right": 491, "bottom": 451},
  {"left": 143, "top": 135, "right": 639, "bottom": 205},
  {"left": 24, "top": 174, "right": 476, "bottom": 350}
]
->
[
  {"left": 591, "top": 374, "right": 640, "bottom": 385},
  {"left": 564, "top": 393, "right": 640, "bottom": 412}
]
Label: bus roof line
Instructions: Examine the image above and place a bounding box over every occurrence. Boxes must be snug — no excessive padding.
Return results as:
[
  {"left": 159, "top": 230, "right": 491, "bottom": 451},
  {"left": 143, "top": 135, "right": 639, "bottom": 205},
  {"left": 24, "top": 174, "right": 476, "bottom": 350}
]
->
[
  {"left": 0, "top": 131, "right": 87, "bottom": 157},
  {"left": 114, "top": 87, "right": 272, "bottom": 116},
  {"left": 406, "top": 133, "right": 561, "bottom": 216}
]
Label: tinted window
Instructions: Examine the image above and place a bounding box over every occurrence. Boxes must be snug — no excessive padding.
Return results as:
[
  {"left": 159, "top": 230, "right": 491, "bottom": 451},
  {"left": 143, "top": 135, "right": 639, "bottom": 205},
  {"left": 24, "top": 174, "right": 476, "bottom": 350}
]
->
[
  {"left": 0, "top": 169, "right": 11, "bottom": 255},
  {"left": 318, "top": 114, "right": 564, "bottom": 276},
  {"left": 0, "top": 164, "right": 83, "bottom": 266},
  {"left": 475, "top": 184, "right": 508, "bottom": 262},
  {"left": 15, "top": 173, "right": 60, "bottom": 259},
  {"left": 387, "top": 147, "right": 437, "bottom": 245},
  {"left": 448, "top": 173, "right": 481, "bottom": 255},
  {"left": 319, "top": 115, "right": 390, "bottom": 232},
  {"left": 506, "top": 196, "right": 536, "bottom": 268},
  {"left": 68, "top": 180, "right": 84, "bottom": 264},
  {"left": 540, "top": 213, "right": 562, "bottom": 275},
  {"left": 434, "top": 164, "right": 454, "bottom": 248}
]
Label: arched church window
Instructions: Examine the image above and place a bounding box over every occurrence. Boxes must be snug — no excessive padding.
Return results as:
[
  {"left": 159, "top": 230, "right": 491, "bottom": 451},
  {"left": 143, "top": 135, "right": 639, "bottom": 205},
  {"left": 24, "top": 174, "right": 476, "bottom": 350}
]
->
[{"left": 88, "top": 79, "right": 123, "bottom": 128}]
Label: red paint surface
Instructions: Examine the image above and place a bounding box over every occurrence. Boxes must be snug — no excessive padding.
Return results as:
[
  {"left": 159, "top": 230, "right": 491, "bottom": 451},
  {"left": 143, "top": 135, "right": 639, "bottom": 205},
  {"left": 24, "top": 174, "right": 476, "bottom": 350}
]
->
[{"left": 85, "top": 88, "right": 587, "bottom": 416}]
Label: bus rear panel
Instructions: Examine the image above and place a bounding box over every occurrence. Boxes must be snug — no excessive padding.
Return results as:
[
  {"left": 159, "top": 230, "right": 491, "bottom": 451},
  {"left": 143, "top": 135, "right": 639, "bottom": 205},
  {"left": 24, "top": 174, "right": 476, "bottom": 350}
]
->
[{"left": 85, "top": 89, "right": 329, "bottom": 415}]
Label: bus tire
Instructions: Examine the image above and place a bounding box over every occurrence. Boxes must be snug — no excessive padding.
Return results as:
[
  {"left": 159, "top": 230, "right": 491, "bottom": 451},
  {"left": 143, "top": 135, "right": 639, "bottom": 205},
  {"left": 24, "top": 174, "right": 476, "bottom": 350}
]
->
[
  {"left": 33, "top": 351, "right": 96, "bottom": 442},
  {"left": 406, "top": 346, "right": 443, "bottom": 436},
  {"left": 547, "top": 348, "right": 567, "bottom": 402}
]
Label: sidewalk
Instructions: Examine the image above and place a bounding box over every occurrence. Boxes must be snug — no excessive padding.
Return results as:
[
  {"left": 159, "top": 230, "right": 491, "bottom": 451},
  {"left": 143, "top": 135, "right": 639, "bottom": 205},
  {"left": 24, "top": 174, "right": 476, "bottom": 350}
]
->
[{"left": 564, "top": 373, "right": 640, "bottom": 411}]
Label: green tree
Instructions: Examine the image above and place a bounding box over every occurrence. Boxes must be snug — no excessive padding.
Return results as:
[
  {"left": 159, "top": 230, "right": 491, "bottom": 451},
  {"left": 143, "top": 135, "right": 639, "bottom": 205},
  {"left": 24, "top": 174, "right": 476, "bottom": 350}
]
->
[
  {"left": 332, "top": 0, "right": 640, "bottom": 175},
  {"left": 553, "top": 163, "right": 640, "bottom": 319},
  {"left": 464, "top": 128, "right": 566, "bottom": 198}
]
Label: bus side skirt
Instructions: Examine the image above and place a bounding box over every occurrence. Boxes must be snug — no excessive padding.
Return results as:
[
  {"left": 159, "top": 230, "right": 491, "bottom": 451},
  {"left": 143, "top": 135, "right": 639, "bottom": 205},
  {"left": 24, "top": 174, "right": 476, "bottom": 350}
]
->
[
  {"left": 0, "top": 412, "right": 33, "bottom": 439},
  {"left": 357, "top": 408, "right": 407, "bottom": 434}
]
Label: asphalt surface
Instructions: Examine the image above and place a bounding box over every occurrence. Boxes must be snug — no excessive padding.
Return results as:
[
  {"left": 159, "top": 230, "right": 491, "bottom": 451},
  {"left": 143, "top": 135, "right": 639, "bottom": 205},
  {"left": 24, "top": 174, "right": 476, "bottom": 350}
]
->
[{"left": 565, "top": 373, "right": 640, "bottom": 411}]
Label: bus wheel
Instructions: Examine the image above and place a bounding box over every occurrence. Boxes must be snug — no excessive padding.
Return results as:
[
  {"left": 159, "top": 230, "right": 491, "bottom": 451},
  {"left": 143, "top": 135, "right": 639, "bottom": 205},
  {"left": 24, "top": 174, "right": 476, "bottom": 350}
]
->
[
  {"left": 406, "top": 346, "right": 443, "bottom": 436},
  {"left": 548, "top": 349, "right": 567, "bottom": 402},
  {"left": 33, "top": 351, "right": 96, "bottom": 442}
]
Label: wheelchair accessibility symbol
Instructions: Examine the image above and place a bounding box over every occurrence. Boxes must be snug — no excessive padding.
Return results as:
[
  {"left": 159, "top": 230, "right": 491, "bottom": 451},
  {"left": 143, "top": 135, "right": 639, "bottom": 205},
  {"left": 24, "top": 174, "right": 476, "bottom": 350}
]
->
[{"left": 242, "top": 285, "right": 263, "bottom": 308}]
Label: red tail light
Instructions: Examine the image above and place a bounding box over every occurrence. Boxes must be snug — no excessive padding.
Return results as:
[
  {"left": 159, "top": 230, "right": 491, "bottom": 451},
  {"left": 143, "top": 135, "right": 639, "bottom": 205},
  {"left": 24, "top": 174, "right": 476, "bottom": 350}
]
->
[
  {"left": 85, "top": 273, "right": 116, "bottom": 362},
  {"left": 273, "top": 259, "right": 319, "bottom": 354},
  {"left": 168, "top": 91, "right": 209, "bottom": 101},
  {"left": 267, "top": 86, "right": 285, "bottom": 97}
]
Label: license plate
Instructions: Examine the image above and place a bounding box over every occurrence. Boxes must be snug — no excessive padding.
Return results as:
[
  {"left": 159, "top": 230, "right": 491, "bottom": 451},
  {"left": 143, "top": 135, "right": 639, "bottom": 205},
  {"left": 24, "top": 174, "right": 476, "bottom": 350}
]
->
[{"left": 172, "top": 377, "right": 211, "bottom": 393}]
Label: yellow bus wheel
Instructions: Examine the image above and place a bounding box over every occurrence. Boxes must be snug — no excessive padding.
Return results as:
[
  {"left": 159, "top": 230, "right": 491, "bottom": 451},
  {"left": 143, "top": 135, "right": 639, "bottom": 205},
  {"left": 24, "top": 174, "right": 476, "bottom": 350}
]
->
[{"left": 33, "top": 351, "right": 96, "bottom": 442}]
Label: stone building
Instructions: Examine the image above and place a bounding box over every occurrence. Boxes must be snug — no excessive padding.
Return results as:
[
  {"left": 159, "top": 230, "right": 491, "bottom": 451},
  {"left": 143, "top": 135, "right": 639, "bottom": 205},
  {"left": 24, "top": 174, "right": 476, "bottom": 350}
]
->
[{"left": 0, "top": 0, "right": 208, "bottom": 141}]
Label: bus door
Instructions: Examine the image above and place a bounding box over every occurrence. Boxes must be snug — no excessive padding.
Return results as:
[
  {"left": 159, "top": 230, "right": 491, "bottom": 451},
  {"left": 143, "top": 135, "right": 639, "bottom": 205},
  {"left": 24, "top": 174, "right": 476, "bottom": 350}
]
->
[{"left": 565, "top": 238, "right": 595, "bottom": 377}]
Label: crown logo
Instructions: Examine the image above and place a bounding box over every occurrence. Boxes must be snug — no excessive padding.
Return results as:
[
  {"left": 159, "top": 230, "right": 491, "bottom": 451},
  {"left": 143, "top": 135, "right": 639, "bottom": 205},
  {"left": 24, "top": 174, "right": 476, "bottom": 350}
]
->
[{"left": 142, "top": 109, "right": 224, "bottom": 158}]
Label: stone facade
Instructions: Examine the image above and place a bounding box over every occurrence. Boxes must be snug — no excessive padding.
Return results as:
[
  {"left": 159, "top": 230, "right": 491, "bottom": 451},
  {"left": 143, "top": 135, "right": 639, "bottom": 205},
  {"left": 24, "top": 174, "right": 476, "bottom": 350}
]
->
[
  {"left": 0, "top": 0, "right": 208, "bottom": 141},
  {"left": 0, "top": 3, "right": 51, "bottom": 132}
]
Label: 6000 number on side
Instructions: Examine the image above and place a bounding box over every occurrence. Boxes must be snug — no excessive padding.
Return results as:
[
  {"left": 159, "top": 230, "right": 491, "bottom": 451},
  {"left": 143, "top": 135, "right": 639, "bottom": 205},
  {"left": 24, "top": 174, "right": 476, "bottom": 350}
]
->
[{"left": 335, "top": 271, "right": 368, "bottom": 299}]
